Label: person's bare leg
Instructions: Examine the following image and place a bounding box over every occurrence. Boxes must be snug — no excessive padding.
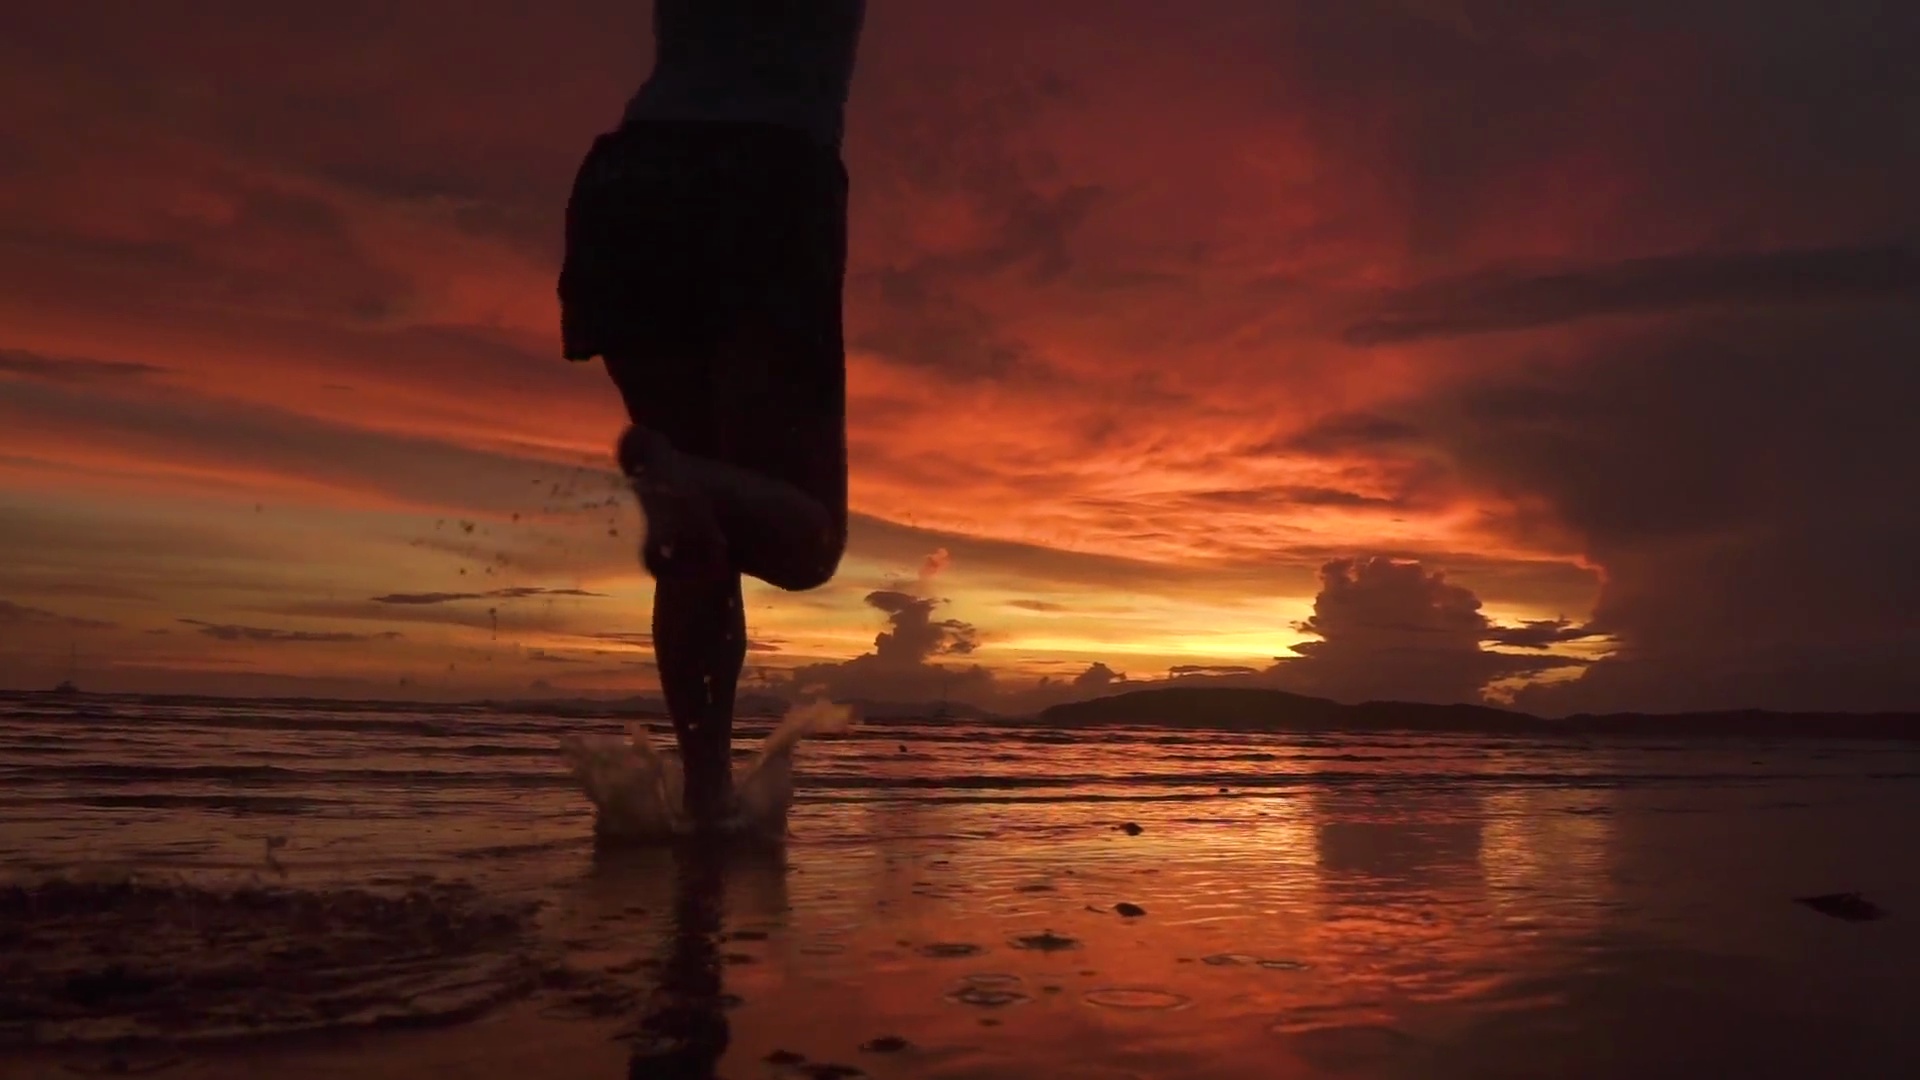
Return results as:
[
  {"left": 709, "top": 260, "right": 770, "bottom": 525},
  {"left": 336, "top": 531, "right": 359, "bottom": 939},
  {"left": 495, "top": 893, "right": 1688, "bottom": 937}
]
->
[
  {"left": 649, "top": 558, "right": 747, "bottom": 827},
  {"left": 627, "top": 426, "right": 834, "bottom": 828},
  {"left": 616, "top": 322, "right": 841, "bottom": 826}
]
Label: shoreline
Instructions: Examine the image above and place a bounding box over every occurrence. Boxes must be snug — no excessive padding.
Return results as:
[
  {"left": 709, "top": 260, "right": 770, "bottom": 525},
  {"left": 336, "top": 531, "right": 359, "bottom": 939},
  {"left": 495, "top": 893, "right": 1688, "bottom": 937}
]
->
[{"left": 9, "top": 686, "right": 1919, "bottom": 743}]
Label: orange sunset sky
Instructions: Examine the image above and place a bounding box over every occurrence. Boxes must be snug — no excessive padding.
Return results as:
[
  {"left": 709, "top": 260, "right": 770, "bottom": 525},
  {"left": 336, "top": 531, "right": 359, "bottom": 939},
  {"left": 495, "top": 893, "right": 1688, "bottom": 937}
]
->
[{"left": 1, "top": 2, "right": 1915, "bottom": 715}]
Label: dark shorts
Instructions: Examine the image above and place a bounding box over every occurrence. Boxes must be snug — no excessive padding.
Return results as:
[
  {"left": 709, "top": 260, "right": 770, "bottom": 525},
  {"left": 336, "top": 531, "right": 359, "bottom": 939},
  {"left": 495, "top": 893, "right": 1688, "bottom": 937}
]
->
[{"left": 559, "top": 119, "right": 849, "bottom": 536}]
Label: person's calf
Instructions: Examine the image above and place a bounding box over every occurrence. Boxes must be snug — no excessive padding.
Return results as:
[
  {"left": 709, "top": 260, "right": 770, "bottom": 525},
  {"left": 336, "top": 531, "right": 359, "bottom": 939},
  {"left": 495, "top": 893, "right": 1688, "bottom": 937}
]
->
[{"left": 650, "top": 560, "right": 747, "bottom": 826}]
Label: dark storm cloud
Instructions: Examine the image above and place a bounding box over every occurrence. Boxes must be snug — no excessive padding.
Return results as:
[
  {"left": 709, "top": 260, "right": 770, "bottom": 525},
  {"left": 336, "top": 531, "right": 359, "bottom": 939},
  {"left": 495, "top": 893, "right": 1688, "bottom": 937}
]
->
[
  {"left": 1273, "top": 414, "right": 1428, "bottom": 456},
  {"left": 0, "top": 135, "right": 416, "bottom": 328},
  {"left": 0, "top": 366, "right": 598, "bottom": 518},
  {"left": 1432, "top": 300, "right": 1920, "bottom": 714},
  {"left": 848, "top": 67, "right": 1103, "bottom": 382},
  {"left": 1345, "top": 245, "right": 1920, "bottom": 345},
  {"left": 1171, "top": 664, "right": 1263, "bottom": 679},
  {"left": 1483, "top": 619, "right": 1600, "bottom": 650},
  {"left": 1072, "top": 661, "right": 1124, "bottom": 689},
  {"left": 854, "top": 276, "right": 1032, "bottom": 382},
  {"left": 178, "top": 618, "right": 401, "bottom": 644},
  {"left": 1279, "top": 1, "right": 1920, "bottom": 253},
  {"left": 372, "top": 586, "right": 606, "bottom": 605},
  {"left": 587, "top": 631, "right": 653, "bottom": 647},
  {"left": 0, "top": 599, "right": 116, "bottom": 630},
  {"left": 0, "top": 349, "right": 165, "bottom": 384},
  {"left": 1283, "top": 487, "right": 1399, "bottom": 510},
  {"left": 581, "top": 629, "right": 780, "bottom": 654},
  {"left": 5, "top": 581, "right": 156, "bottom": 603}
]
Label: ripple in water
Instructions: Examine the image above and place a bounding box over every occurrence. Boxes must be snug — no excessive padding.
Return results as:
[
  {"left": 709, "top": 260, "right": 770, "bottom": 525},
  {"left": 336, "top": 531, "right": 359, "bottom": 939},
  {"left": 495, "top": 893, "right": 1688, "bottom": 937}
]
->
[
  {"left": 945, "top": 972, "right": 1028, "bottom": 1008},
  {"left": 1082, "top": 987, "right": 1192, "bottom": 1011},
  {"left": 947, "top": 985, "right": 1031, "bottom": 1008}
]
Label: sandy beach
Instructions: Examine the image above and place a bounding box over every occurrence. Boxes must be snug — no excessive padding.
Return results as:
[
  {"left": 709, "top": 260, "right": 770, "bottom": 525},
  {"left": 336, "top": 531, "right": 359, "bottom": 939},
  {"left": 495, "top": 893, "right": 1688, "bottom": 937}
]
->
[{"left": 4, "top": 697, "right": 1917, "bottom": 1079}]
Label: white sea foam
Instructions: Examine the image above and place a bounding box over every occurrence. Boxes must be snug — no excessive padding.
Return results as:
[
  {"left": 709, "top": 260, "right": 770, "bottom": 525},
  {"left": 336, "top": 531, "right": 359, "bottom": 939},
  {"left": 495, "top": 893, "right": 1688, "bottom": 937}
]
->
[{"left": 558, "top": 699, "right": 855, "bottom": 844}]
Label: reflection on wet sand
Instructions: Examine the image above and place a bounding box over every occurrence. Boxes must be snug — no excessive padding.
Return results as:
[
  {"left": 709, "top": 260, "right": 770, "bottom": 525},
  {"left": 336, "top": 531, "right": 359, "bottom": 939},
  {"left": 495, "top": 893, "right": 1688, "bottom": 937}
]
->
[
  {"left": 583, "top": 842, "right": 788, "bottom": 1079},
  {"left": 1313, "top": 787, "right": 1487, "bottom": 887},
  {"left": 562, "top": 783, "right": 1643, "bottom": 1079}
]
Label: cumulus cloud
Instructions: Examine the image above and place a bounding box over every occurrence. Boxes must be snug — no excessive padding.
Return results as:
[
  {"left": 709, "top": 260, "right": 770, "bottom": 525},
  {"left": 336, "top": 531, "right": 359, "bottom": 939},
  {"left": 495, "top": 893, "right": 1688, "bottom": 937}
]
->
[
  {"left": 788, "top": 551, "right": 994, "bottom": 704},
  {"left": 982, "top": 557, "right": 1593, "bottom": 713},
  {"left": 1072, "top": 661, "right": 1125, "bottom": 689},
  {"left": 1262, "top": 557, "right": 1589, "bottom": 705},
  {"left": 867, "top": 590, "right": 980, "bottom": 661}
]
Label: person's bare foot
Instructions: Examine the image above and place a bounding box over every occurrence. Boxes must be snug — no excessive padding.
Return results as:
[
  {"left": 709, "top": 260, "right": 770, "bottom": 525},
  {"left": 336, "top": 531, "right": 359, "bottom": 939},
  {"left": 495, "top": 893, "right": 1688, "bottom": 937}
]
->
[{"left": 616, "top": 426, "right": 726, "bottom": 579}]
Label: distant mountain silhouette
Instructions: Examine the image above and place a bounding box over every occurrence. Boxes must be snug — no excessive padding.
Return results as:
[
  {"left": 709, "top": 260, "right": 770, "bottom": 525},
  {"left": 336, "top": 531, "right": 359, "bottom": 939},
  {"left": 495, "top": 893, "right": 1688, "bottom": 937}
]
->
[
  {"left": 8, "top": 686, "right": 1912, "bottom": 739},
  {"left": 1036, "top": 686, "right": 1920, "bottom": 741}
]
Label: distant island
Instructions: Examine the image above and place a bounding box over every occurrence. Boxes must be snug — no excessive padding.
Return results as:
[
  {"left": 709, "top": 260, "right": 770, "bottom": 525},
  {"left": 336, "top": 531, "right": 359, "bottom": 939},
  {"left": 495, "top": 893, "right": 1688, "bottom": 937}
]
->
[{"left": 1033, "top": 686, "right": 1920, "bottom": 741}]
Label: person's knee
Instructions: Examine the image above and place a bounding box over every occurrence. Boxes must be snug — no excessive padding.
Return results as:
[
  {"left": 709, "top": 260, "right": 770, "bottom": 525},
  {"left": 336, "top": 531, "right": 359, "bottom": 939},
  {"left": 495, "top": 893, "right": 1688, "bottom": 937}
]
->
[{"left": 765, "top": 527, "right": 845, "bottom": 592}]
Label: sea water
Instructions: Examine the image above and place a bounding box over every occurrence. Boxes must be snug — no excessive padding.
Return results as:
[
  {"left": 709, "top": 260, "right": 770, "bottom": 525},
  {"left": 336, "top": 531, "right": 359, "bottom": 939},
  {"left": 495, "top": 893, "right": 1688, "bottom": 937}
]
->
[
  {"left": 4, "top": 693, "right": 1920, "bottom": 1069},
  {"left": 557, "top": 698, "right": 855, "bottom": 843}
]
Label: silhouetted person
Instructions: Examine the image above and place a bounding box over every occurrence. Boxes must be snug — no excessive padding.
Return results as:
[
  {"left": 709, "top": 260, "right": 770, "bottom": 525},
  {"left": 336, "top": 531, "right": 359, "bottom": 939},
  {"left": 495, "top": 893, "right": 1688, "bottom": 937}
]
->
[{"left": 560, "top": 1, "right": 866, "bottom": 828}]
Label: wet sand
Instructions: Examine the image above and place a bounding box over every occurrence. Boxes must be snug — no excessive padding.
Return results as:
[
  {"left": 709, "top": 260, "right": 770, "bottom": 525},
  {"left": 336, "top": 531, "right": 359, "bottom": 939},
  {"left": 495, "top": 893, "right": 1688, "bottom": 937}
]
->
[{"left": 7, "top": 778, "right": 1917, "bottom": 1080}]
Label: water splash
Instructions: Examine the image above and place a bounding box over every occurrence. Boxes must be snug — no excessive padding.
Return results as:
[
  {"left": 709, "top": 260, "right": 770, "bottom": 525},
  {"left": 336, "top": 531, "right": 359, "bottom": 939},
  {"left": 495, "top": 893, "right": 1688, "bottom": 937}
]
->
[{"left": 558, "top": 699, "right": 855, "bottom": 844}]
